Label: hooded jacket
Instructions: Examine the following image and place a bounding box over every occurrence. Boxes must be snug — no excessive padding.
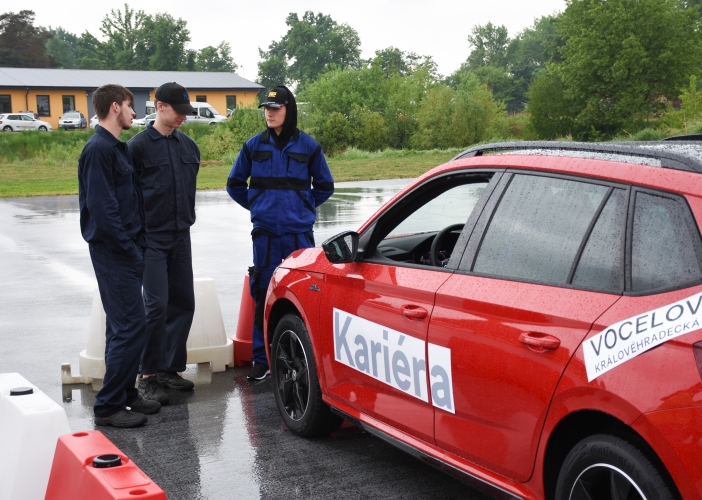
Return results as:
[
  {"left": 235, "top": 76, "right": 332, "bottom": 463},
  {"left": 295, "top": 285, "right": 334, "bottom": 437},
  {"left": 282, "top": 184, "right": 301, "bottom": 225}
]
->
[{"left": 226, "top": 101, "right": 334, "bottom": 234}]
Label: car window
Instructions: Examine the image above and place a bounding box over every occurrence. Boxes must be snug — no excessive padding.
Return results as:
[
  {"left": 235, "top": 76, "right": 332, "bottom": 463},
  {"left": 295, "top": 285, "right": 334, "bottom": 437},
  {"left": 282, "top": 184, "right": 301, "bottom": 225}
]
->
[
  {"left": 21, "top": 115, "right": 33, "bottom": 121},
  {"left": 631, "top": 191, "right": 702, "bottom": 292},
  {"left": 369, "top": 176, "right": 492, "bottom": 267},
  {"left": 472, "top": 174, "right": 609, "bottom": 285},
  {"left": 571, "top": 188, "right": 627, "bottom": 292},
  {"left": 8, "top": 115, "right": 19, "bottom": 120},
  {"left": 388, "top": 183, "right": 486, "bottom": 237}
]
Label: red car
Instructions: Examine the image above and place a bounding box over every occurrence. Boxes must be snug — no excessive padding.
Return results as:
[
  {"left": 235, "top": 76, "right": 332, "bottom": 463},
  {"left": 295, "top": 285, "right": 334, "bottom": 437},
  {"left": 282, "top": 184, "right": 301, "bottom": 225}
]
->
[{"left": 264, "top": 141, "right": 702, "bottom": 500}]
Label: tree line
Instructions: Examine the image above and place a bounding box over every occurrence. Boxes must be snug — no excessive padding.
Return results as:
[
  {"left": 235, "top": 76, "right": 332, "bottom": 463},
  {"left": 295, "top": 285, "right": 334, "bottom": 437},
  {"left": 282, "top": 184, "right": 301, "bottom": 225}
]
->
[
  {"left": 3, "top": 1, "right": 702, "bottom": 149},
  {"left": 0, "top": 7, "right": 236, "bottom": 72}
]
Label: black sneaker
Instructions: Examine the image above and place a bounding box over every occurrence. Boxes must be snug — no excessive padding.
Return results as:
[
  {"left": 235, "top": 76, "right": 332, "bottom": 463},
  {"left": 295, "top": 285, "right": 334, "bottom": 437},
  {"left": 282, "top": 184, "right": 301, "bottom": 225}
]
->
[
  {"left": 127, "top": 392, "right": 161, "bottom": 415},
  {"left": 95, "top": 409, "right": 147, "bottom": 428},
  {"left": 156, "top": 371, "right": 194, "bottom": 391},
  {"left": 247, "top": 363, "right": 270, "bottom": 380},
  {"left": 139, "top": 377, "right": 170, "bottom": 405}
]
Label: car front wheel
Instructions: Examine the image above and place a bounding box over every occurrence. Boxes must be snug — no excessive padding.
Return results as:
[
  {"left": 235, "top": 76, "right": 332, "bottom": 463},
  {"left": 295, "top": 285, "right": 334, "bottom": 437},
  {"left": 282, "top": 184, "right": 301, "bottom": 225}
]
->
[
  {"left": 38, "top": 126, "right": 47, "bottom": 132},
  {"left": 271, "top": 313, "right": 343, "bottom": 437},
  {"left": 555, "top": 434, "right": 678, "bottom": 500}
]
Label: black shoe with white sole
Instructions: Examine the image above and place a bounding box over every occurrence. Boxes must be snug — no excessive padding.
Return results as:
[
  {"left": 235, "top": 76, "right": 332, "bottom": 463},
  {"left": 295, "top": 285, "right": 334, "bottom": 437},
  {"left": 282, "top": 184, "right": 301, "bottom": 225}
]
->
[{"left": 247, "top": 363, "right": 270, "bottom": 380}]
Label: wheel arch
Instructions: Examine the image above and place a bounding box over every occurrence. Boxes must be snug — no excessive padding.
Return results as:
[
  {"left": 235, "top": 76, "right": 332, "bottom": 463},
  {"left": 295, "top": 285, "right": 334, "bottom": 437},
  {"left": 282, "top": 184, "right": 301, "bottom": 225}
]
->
[{"left": 543, "top": 409, "right": 681, "bottom": 500}]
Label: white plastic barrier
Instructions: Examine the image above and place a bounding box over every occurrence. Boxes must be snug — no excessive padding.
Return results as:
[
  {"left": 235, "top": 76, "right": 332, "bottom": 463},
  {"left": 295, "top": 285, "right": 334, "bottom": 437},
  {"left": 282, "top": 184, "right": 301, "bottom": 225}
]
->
[
  {"left": 0, "top": 373, "right": 71, "bottom": 500},
  {"left": 62, "top": 277, "right": 233, "bottom": 384}
]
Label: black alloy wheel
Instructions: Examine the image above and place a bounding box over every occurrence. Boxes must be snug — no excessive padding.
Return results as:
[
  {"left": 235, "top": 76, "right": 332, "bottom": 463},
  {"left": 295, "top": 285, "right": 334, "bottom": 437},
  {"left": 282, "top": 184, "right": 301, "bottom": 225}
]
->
[
  {"left": 271, "top": 314, "right": 343, "bottom": 437},
  {"left": 275, "top": 327, "right": 310, "bottom": 422},
  {"left": 555, "top": 434, "right": 679, "bottom": 500}
]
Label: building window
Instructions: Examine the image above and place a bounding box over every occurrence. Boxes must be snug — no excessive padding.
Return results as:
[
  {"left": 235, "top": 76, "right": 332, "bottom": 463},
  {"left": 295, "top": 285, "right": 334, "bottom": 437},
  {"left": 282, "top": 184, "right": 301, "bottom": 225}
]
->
[
  {"left": 62, "top": 95, "right": 75, "bottom": 112},
  {"left": 36, "top": 95, "right": 50, "bottom": 116},
  {"left": 226, "top": 95, "right": 236, "bottom": 110},
  {"left": 196, "top": 95, "right": 206, "bottom": 102},
  {"left": 0, "top": 95, "right": 10, "bottom": 113}
]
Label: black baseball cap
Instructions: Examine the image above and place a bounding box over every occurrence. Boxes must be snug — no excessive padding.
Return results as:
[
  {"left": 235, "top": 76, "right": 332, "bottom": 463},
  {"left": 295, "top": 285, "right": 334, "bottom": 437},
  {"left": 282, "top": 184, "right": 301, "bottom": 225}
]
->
[
  {"left": 258, "top": 86, "right": 290, "bottom": 109},
  {"left": 155, "top": 82, "right": 196, "bottom": 115}
]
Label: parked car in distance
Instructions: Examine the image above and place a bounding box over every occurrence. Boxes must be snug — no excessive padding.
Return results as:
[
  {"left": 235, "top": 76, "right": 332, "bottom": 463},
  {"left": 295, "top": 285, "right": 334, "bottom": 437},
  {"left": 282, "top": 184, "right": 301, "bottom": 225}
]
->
[
  {"left": 265, "top": 139, "right": 702, "bottom": 500},
  {"left": 89, "top": 115, "right": 98, "bottom": 129},
  {"left": 58, "top": 111, "right": 86, "bottom": 130},
  {"left": 188, "top": 102, "right": 227, "bottom": 125},
  {"left": 0, "top": 113, "right": 52, "bottom": 132},
  {"left": 132, "top": 113, "right": 156, "bottom": 127}
]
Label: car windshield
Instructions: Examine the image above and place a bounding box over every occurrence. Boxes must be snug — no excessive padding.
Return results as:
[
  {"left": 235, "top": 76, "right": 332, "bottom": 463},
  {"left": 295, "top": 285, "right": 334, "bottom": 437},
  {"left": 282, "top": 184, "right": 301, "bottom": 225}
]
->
[{"left": 63, "top": 113, "right": 80, "bottom": 119}]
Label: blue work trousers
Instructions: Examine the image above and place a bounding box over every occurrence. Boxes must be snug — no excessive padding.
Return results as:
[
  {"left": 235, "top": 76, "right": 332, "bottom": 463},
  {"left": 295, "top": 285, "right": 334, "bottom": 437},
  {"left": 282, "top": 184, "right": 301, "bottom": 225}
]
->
[
  {"left": 250, "top": 231, "right": 314, "bottom": 365},
  {"left": 140, "top": 235, "right": 195, "bottom": 374},
  {"left": 90, "top": 243, "right": 147, "bottom": 418}
]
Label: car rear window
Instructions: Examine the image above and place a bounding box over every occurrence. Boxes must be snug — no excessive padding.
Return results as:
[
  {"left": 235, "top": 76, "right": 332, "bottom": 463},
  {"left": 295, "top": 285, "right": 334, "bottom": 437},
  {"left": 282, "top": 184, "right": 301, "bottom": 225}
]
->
[
  {"left": 472, "top": 174, "right": 610, "bottom": 285},
  {"left": 631, "top": 191, "right": 702, "bottom": 292}
]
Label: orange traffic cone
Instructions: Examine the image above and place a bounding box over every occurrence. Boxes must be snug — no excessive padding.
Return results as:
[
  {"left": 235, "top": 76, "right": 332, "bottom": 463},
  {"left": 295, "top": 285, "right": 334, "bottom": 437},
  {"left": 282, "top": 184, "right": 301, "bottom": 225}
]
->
[{"left": 232, "top": 275, "right": 254, "bottom": 366}]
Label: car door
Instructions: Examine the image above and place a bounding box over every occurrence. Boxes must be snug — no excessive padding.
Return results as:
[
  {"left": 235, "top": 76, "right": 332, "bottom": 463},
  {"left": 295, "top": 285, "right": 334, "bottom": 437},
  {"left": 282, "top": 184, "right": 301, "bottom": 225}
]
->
[
  {"left": 318, "top": 171, "right": 499, "bottom": 443},
  {"left": 428, "top": 171, "right": 627, "bottom": 481}
]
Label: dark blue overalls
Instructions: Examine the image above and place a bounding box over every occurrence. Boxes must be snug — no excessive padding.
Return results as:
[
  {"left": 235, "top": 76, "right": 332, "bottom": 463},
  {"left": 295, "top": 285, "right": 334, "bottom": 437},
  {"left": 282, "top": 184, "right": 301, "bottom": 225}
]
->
[
  {"left": 227, "top": 129, "right": 334, "bottom": 365},
  {"left": 79, "top": 126, "right": 148, "bottom": 418},
  {"left": 128, "top": 124, "right": 200, "bottom": 375}
]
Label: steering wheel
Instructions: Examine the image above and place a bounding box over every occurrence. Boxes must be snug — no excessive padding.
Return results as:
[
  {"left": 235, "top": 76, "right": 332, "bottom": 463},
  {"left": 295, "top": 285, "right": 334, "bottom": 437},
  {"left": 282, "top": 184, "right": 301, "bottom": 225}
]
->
[{"left": 430, "top": 224, "right": 464, "bottom": 267}]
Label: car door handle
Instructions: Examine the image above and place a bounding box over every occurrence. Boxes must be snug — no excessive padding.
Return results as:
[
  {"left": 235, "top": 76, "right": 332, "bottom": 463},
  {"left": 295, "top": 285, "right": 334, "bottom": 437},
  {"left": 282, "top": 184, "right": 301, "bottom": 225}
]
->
[
  {"left": 519, "top": 332, "right": 561, "bottom": 350},
  {"left": 401, "top": 305, "right": 428, "bottom": 320}
]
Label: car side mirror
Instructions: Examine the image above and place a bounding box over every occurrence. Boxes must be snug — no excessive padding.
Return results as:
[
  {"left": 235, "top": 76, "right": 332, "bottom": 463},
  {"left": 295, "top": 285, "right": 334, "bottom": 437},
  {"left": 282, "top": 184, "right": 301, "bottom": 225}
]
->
[{"left": 322, "top": 231, "right": 359, "bottom": 263}]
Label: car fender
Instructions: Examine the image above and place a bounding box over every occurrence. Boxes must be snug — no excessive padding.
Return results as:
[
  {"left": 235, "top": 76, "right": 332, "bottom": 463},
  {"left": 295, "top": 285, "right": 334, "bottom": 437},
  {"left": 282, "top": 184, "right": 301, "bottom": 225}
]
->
[{"left": 265, "top": 266, "right": 329, "bottom": 390}]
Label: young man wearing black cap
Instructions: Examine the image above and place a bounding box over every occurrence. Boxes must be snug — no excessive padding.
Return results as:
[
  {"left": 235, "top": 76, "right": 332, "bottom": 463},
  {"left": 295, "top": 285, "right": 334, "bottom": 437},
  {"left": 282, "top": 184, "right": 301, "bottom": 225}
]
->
[
  {"left": 226, "top": 85, "right": 335, "bottom": 380},
  {"left": 128, "top": 82, "right": 200, "bottom": 404},
  {"left": 79, "top": 84, "right": 161, "bottom": 427}
]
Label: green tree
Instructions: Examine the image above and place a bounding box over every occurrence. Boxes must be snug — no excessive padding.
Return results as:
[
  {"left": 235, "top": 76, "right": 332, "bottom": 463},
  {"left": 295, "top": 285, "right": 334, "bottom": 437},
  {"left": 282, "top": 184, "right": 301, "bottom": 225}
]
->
[
  {"left": 466, "top": 22, "right": 510, "bottom": 69},
  {"left": 528, "top": 70, "right": 575, "bottom": 139},
  {"left": 257, "top": 11, "right": 361, "bottom": 89},
  {"left": 0, "top": 10, "right": 55, "bottom": 68},
  {"left": 98, "top": 4, "right": 147, "bottom": 70},
  {"left": 557, "top": 0, "right": 702, "bottom": 137},
  {"left": 45, "top": 27, "right": 78, "bottom": 69},
  {"left": 195, "top": 42, "right": 237, "bottom": 72},
  {"left": 139, "top": 12, "right": 191, "bottom": 70}
]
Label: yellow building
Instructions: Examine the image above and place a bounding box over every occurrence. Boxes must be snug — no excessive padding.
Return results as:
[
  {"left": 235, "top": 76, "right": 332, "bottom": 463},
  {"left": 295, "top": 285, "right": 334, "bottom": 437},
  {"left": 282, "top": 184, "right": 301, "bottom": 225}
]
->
[{"left": 0, "top": 68, "right": 263, "bottom": 130}]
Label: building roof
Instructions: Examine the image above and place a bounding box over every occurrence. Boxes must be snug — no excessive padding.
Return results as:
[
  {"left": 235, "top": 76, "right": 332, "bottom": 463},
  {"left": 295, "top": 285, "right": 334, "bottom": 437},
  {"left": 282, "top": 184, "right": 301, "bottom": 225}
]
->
[{"left": 0, "top": 67, "right": 264, "bottom": 90}]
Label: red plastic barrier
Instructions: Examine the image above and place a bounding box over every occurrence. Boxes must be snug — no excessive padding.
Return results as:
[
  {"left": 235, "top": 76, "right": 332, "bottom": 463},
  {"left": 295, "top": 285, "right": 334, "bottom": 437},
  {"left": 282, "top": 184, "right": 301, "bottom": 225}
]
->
[
  {"left": 232, "top": 275, "right": 254, "bottom": 366},
  {"left": 44, "top": 431, "right": 166, "bottom": 500}
]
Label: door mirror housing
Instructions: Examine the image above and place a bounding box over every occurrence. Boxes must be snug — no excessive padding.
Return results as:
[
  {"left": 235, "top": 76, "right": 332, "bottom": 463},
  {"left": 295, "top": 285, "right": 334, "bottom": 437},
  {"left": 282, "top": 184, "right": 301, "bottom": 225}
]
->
[{"left": 322, "top": 231, "right": 359, "bottom": 263}]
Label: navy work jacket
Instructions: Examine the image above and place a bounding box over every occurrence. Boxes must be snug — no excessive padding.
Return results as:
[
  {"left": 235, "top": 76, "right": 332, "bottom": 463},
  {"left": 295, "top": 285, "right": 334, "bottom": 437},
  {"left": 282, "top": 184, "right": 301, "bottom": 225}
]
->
[
  {"left": 226, "top": 129, "right": 334, "bottom": 235},
  {"left": 78, "top": 125, "right": 145, "bottom": 259},
  {"left": 128, "top": 123, "right": 200, "bottom": 239}
]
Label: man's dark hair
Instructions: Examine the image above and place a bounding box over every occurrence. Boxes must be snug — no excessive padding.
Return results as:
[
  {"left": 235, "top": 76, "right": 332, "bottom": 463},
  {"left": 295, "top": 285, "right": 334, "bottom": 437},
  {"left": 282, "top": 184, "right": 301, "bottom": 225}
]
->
[{"left": 92, "top": 84, "right": 134, "bottom": 120}]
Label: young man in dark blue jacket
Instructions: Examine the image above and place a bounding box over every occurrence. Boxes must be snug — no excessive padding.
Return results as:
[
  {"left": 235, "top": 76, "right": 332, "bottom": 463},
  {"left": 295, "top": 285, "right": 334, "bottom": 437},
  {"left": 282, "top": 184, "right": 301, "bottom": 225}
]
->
[
  {"left": 227, "top": 85, "right": 334, "bottom": 380},
  {"left": 78, "top": 84, "right": 160, "bottom": 427},
  {"left": 128, "top": 83, "right": 200, "bottom": 404}
]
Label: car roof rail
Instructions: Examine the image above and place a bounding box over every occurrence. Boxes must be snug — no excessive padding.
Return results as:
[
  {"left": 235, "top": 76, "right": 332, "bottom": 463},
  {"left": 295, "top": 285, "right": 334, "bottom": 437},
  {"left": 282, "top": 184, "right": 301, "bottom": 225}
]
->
[
  {"left": 662, "top": 134, "right": 702, "bottom": 141},
  {"left": 452, "top": 140, "right": 702, "bottom": 173}
]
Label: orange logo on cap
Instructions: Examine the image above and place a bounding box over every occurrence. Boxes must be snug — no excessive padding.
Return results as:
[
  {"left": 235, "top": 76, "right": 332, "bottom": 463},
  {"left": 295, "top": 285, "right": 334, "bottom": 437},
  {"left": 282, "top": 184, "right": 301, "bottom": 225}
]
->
[{"left": 268, "top": 91, "right": 277, "bottom": 97}]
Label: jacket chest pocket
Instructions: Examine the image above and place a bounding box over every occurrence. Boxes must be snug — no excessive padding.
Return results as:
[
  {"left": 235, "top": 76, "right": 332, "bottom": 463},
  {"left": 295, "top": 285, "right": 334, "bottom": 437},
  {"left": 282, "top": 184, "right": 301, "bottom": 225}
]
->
[
  {"left": 114, "top": 158, "right": 136, "bottom": 200},
  {"left": 142, "top": 156, "right": 172, "bottom": 186},
  {"left": 286, "top": 152, "right": 309, "bottom": 176},
  {"left": 251, "top": 150, "right": 273, "bottom": 177}
]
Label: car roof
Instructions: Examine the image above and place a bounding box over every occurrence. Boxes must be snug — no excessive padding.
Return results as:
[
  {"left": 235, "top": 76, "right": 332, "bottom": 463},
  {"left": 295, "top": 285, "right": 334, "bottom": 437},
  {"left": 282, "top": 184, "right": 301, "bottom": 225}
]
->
[{"left": 454, "top": 140, "right": 702, "bottom": 174}]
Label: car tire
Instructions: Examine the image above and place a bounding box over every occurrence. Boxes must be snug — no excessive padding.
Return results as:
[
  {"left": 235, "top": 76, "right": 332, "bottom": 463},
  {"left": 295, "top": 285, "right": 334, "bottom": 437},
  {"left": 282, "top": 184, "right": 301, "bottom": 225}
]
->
[
  {"left": 3, "top": 125, "right": 11, "bottom": 132},
  {"left": 555, "top": 434, "right": 678, "bottom": 500},
  {"left": 38, "top": 126, "right": 47, "bottom": 132},
  {"left": 271, "top": 313, "right": 343, "bottom": 437}
]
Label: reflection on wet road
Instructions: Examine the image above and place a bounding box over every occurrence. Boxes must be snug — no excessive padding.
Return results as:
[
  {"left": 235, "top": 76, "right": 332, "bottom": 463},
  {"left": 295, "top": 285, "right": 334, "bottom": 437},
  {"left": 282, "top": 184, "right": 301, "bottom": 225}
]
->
[{"left": 0, "top": 181, "right": 493, "bottom": 499}]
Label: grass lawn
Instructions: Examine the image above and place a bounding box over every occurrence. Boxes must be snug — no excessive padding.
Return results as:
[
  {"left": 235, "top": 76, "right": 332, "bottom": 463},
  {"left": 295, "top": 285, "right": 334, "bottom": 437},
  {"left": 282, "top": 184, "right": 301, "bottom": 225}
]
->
[{"left": 0, "top": 151, "right": 457, "bottom": 198}]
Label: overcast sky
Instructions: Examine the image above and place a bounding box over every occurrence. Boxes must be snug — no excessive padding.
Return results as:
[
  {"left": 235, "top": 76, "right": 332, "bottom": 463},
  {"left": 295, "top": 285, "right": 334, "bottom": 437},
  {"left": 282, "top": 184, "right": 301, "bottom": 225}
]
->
[{"left": 23, "top": 0, "right": 566, "bottom": 80}]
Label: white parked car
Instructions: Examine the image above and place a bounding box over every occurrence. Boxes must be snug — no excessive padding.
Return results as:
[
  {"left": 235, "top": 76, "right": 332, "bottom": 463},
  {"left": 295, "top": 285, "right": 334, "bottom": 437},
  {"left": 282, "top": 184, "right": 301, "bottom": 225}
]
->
[
  {"left": 0, "top": 113, "right": 52, "bottom": 132},
  {"left": 132, "top": 113, "right": 156, "bottom": 127},
  {"left": 90, "top": 115, "right": 98, "bottom": 129},
  {"left": 58, "top": 111, "right": 87, "bottom": 130},
  {"left": 189, "top": 102, "right": 227, "bottom": 125}
]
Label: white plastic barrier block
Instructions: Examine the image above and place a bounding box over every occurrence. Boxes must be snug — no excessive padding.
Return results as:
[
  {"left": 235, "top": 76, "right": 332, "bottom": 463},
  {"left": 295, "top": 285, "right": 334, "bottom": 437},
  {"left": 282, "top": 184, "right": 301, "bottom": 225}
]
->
[
  {"left": 0, "top": 373, "right": 70, "bottom": 500},
  {"left": 63, "top": 277, "right": 233, "bottom": 383},
  {"left": 186, "top": 278, "right": 234, "bottom": 372}
]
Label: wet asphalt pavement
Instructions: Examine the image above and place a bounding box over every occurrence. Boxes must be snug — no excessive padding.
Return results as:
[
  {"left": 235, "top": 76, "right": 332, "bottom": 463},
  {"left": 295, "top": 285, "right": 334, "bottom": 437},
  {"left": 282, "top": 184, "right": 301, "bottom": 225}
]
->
[{"left": 0, "top": 182, "right": 495, "bottom": 500}]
